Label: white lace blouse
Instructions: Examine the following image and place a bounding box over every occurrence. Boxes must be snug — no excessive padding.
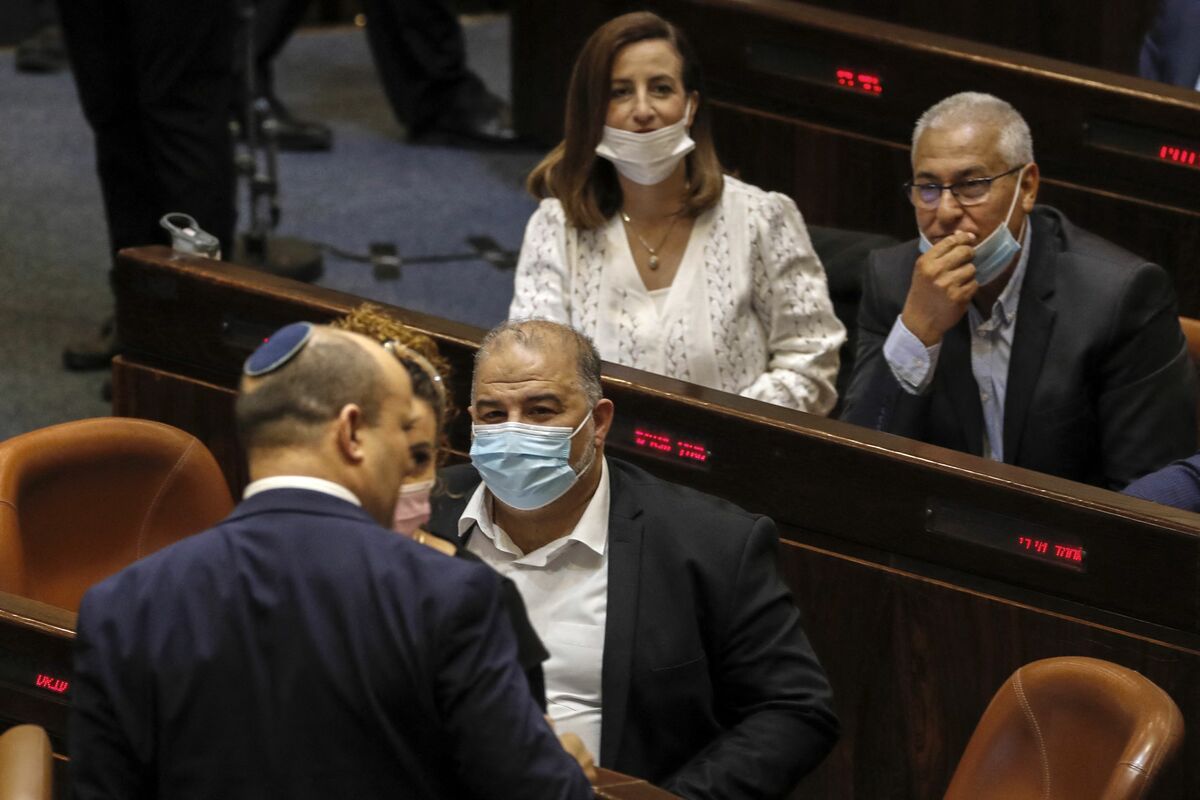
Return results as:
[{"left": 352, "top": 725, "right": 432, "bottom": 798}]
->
[{"left": 508, "top": 176, "right": 846, "bottom": 413}]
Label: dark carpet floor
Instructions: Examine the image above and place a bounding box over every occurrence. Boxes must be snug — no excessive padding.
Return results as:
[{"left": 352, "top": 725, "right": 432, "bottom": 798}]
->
[{"left": 0, "top": 16, "right": 542, "bottom": 440}]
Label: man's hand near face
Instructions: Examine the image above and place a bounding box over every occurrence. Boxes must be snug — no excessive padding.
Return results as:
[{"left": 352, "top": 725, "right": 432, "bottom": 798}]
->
[{"left": 900, "top": 230, "right": 978, "bottom": 346}]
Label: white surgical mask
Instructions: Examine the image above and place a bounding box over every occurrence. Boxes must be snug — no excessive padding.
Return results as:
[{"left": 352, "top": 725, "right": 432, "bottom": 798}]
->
[{"left": 595, "top": 100, "right": 695, "bottom": 186}]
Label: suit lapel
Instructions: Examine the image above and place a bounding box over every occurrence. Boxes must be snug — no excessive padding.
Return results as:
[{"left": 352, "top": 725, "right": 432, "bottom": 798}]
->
[
  {"left": 1003, "top": 217, "right": 1058, "bottom": 463},
  {"left": 598, "top": 463, "right": 643, "bottom": 768},
  {"left": 940, "top": 320, "right": 985, "bottom": 456}
]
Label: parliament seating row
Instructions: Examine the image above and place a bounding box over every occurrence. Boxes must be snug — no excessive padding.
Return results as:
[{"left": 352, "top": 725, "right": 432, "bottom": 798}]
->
[
  {"left": 511, "top": 0, "right": 1200, "bottom": 316},
  {"left": 791, "top": 0, "right": 1159, "bottom": 77},
  {"left": 96, "top": 247, "right": 1200, "bottom": 797}
]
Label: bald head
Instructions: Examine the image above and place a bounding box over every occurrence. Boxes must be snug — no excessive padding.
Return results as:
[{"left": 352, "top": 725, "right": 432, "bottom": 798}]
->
[
  {"left": 237, "top": 327, "right": 396, "bottom": 453},
  {"left": 474, "top": 319, "right": 602, "bottom": 406}
]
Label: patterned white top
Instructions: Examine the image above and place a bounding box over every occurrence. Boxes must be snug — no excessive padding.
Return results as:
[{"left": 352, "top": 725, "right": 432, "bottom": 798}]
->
[{"left": 509, "top": 175, "right": 846, "bottom": 413}]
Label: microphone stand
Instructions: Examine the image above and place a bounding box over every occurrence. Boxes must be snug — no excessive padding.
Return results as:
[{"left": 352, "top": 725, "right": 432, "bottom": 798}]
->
[{"left": 233, "top": 0, "right": 323, "bottom": 283}]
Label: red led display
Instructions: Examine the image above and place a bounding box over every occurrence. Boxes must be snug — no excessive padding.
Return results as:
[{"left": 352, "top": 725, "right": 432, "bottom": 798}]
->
[
  {"left": 35, "top": 673, "right": 69, "bottom": 694},
  {"left": 633, "top": 428, "right": 710, "bottom": 464},
  {"left": 1159, "top": 145, "right": 1199, "bottom": 167},
  {"left": 836, "top": 68, "right": 883, "bottom": 95},
  {"left": 1017, "top": 536, "right": 1083, "bottom": 564}
]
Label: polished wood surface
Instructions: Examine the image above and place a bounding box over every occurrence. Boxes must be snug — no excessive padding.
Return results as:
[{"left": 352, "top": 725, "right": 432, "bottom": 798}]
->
[
  {"left": 511, "top": 0, "right": 1200, "bottom": 314},
  {"left": 108, "top": 248, "right": 1200, "bottom": 797},
  {"left": 790, "top": 0, "right": 1159, "bottom": 76},
  {"left": 594, "top": 768, "right": 680, "bottom": 798}
]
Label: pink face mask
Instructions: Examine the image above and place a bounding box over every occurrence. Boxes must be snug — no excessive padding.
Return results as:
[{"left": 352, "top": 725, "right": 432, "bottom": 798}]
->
[{"left": 392, "top": 479, "right": 434, "bottom": 536}]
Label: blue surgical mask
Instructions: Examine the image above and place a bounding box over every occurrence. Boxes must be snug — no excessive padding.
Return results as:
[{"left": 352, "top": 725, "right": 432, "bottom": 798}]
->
[
  {"left": 917, "top": 165, "right": 1027, "bottom": 286},
  {"left": 469, "top": 412, "right": 594, "bottom": 511}
]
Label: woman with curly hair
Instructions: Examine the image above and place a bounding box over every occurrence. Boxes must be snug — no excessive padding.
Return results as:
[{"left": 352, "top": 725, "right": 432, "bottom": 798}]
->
[{"left": 333, "top": 304, "right": 552, "bottom": 710}]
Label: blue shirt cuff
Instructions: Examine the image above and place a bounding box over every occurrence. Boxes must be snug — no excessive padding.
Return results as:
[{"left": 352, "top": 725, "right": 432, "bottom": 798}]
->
[{"left": 883, "top": 316, "right": 941, "bottom": 395}]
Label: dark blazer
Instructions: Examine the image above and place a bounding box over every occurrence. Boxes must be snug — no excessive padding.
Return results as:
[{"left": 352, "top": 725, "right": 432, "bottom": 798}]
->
[
  {"left": 842, "top": 206, "right": 1197, "bottom": 489},
  {"left": 70, "top": 488, "right": 591, "bottom": 800},
  {"left": 428, "top": 458, "right": 839, "bottom": 800},
  {"left": 1124, "top": 452, "right": 1200, "bottom": 512},
  {"left": 1139, "top": 0, "right": 1200, "bottom": 88}
]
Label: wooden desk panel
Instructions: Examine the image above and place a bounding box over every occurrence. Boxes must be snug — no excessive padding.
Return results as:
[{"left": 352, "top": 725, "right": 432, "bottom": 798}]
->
[
  {"left": 109, "top": 248, "right": 1200, "bottom": 797},
  {"left": 774, "top": 0, "right": 1158, "bottom": 78}
]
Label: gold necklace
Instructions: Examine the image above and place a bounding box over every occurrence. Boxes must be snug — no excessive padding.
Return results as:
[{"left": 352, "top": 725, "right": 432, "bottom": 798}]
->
[{"left": 620, "top": 210, "right": 680, "bottom": 271}]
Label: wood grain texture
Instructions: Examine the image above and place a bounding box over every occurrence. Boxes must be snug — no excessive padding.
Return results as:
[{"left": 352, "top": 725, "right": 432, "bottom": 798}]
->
[{"left": 110, "top": 250, "right": 1200, "bottom": 797}]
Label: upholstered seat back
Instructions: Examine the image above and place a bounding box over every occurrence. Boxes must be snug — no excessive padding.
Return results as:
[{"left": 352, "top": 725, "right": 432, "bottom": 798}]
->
[
  {"left": 945, "top": 656, "right": 1184, "bottom": 800},
  {"left": 0, "top": 418, "right": 233, "bottom": 612}
]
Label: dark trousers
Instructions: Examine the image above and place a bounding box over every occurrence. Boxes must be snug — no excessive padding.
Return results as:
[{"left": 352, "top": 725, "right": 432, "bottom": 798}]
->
[
  {"left": 360, "top": 0, "right": 486, "bottom": 133},
  {"left": 249, "top": 0, "right": 485, "bottom": 133},
  {"left": 59, "top": 0, "right": 238, "bottom": 265}
]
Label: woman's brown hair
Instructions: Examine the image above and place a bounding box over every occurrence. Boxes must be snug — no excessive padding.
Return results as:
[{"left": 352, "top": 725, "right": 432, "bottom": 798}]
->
[{"left": 526, "top": 11, "right": 724, "bottom": 230}]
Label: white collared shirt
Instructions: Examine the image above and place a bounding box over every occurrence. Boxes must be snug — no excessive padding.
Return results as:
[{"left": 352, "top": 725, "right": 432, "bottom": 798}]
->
[
  {"left": 461, "top": 458, "right": 611, "bottom": 761},
  {"left": 243, "top": 475, "right": 363, "bottom": 507}
]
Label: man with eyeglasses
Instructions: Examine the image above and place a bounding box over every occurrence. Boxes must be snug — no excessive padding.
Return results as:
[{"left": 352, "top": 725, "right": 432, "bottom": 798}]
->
[{"left": 843, "top": 92, "right": 1196, "bottom": 489}]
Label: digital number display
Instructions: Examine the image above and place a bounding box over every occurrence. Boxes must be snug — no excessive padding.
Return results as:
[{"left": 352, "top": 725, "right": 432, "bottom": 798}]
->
[
  {"left": 1086, "top": 118, "right": 1200, "bottom": 172},
  {"left": 747, "top": 42, "right": 884, "bottom": 100},
  {"left": 926, "top": 498, "right": 1087, "bottom": 573},
  {"left": 607, "top": 419, "right": 713, "bottom": 471},
  {"left": 836, "top": 69, "right": 883, "bottom": 95},
  {"left": 1016, "top": 536, "right": 1085, "bottom": 566},
  {"left": 35, "top": 673, "right": 69, "bottom": 695},
  {"left": 1160, "top": 145, "right": 1199, "bottom": 167},
  {"left": 633, "top": 428, "right": 710, "bottom": 464}
]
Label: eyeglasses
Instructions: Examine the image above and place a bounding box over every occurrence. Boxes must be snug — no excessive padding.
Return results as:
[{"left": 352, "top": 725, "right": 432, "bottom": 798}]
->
[{"left": 903, "top": 164, "right": 1025, "bottom": 210}]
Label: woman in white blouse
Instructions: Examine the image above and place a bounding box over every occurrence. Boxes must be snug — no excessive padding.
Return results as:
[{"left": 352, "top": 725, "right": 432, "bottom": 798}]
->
[{"left": 509, "top": 11, "right": 846, "bottom": 413}]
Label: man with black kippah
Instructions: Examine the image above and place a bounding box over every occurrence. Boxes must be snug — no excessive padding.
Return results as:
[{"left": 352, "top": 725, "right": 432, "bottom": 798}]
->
[{"left": 70, "top": 323, "right": 595, "bottom": 799}]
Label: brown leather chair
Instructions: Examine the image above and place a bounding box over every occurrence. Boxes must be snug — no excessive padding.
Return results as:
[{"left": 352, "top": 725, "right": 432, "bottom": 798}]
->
[
  {"left": 945, "top": 656, "right": 1184, "bottom": 800},
  {"left": 0, "top": 725, "right": 52, "bottom": 800},
  {"left": 0, "top": 418, "right": 233, "bottom": 612}
]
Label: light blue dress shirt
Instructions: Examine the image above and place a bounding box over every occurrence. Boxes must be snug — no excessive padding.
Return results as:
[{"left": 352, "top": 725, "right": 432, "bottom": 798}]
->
[{"left": 882, "top": 224, "right": 1032, "bottom": 461}]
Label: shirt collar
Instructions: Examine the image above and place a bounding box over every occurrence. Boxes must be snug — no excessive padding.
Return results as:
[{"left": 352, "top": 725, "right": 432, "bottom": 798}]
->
[
  {"left": 460, "top": 457, "right": 610, "bottom": 566},
  {"left": 243, "top": 475, "right": 362, "bottom": 507},
  {"left": 971, "top": 221, "right": 1032, "bottom": 332}
]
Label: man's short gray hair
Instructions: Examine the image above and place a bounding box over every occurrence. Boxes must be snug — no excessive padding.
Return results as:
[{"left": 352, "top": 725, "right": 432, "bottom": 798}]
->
[
  {"left": 474, "top": 319, "right": 603, "bottom": 407},
  {"left": 912, "top": 92, "right": 1034, "bottom": 168},
  {"left": 236, "top": 329, "right": 385, "bottom": 452}
]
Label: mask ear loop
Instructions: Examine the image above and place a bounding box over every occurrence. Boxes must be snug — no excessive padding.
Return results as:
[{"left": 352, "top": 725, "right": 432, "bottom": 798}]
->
[{"left": 1000, "top": 164, "right": 1028, "bottom": 232}]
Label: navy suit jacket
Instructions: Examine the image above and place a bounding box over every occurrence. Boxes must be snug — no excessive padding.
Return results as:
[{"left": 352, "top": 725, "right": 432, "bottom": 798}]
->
[
  {"left": 1139, "top": 0, "right": 1200, "bottom": 88},
  {"left": 70, "top": 488, "right": 591, "bottom": 800},
  {"left": 428, "top": 457, "right": 839, "bottom": 800},
  {"left": 842, "top": 206, "right": 1197, "bottom": 489},
  {"left": 1124, "top": 452, "right": 1200, "bottom": 511}
]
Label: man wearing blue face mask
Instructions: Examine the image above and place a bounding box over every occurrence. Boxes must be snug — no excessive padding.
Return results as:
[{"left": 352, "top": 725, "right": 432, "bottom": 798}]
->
[
  {"left": 427, "top": 319, "right": 839, "bottom": 799},
  {"left": 843, "top": 91, "right": 1196, "bottom": 489}
]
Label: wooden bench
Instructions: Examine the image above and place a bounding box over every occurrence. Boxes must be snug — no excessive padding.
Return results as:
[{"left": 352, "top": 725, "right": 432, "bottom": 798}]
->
[{"left": 103, "top": 247, "right": 1200, "bottom": 797}]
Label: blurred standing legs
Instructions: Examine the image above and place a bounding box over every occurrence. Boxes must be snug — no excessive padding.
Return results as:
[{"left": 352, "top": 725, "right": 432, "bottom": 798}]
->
[{"left": 59, "top": 0, "right": 237, "bottom": 369}]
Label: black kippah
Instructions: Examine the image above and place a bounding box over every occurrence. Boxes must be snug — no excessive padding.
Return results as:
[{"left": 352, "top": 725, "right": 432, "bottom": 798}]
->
[{"left": 243, "top": 322, "right": 315, "bottom": 376}]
